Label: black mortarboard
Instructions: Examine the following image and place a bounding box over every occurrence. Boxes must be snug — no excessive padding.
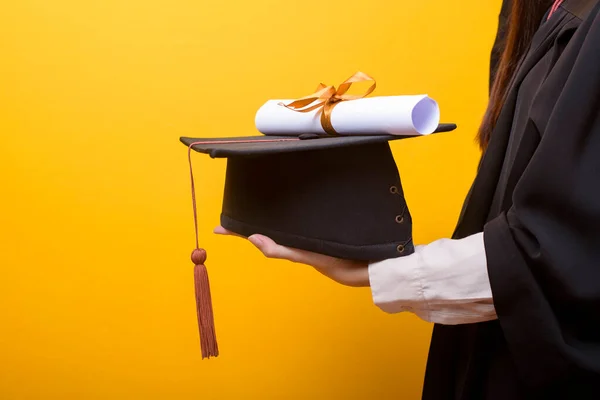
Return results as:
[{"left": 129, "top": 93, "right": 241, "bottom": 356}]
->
[
  {"left": 180, "top": 63, "right": 457, "bottom": 358},
  {"left": 180, "top": 124, "right": 456, "bottom": 359},
  {"left": 183, "top": 126, "right": 453, "bottom": 260}
]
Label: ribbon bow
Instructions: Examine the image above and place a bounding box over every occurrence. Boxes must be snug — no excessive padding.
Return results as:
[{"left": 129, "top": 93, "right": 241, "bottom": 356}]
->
[{"left": 279, "top": 71, "right": 376, "bottom": 136}]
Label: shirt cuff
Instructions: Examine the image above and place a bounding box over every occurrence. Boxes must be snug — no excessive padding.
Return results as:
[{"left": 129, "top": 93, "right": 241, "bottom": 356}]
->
[
  {"left": 368, "top": 244, "right": 427, "bottom": 315},
  {"left": 368, "top": 232, "right": 497, "bottom": 324}
]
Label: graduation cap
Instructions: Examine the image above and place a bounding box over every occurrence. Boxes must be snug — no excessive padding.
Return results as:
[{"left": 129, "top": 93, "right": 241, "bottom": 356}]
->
[{"left": 180, "top": 72, "right": 456, "bottom": 359}]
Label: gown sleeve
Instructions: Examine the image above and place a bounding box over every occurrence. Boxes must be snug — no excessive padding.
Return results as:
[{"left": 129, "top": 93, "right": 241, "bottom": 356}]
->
[{"left": 483, "top": 4, "right": 600, "bottom": 390}]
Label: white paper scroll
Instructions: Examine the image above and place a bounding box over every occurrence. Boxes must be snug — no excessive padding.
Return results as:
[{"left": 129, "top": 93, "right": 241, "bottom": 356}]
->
[{"left": 254, "top": 95, "right": 440, "bottom": 136}]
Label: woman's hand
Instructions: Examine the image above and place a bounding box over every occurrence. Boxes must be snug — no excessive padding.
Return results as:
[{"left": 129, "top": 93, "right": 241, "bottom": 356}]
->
[{"left": 214, "top": 226, "right": 370, "bottom": 287}]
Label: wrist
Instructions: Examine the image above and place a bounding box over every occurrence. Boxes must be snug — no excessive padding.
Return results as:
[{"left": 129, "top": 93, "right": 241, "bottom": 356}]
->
[{"left": 352, "top": 266, "right": 370, "bottom": 287}]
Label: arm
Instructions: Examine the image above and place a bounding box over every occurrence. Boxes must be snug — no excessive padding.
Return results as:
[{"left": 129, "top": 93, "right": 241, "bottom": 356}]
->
[
  {"left": 215, "top": 225, "right": 497, "bottom": 325},
  {"left": 478, "top": 8, "right": 600, "bottom": 389}
]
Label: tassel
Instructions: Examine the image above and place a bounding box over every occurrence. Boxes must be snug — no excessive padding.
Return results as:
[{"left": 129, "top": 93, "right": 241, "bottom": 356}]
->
[
  {"left": 188, "top": 142, "right": 219, "bottom": 358},
  {"left": 192, "top": 248, "right": 219, "bottom": 359}
]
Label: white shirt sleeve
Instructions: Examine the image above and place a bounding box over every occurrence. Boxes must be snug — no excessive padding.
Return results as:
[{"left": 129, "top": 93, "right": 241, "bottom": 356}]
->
[{"left": 367, "top": 232, "right": 497, "bottom": 325}]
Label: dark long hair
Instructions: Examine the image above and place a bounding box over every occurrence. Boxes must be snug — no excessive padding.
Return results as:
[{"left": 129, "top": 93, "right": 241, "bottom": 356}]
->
[{"left": 477, "top": 0, "right": 552, "bottom": 149}]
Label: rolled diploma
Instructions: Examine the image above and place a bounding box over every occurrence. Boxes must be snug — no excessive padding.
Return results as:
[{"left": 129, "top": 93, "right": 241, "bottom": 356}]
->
[{"left": 255, "top": 95, "right": 440, "bottom": 136}]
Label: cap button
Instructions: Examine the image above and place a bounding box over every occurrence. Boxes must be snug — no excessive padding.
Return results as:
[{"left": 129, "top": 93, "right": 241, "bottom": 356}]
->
[
  {"left": 299, "top": 133, "right": 321, "bottom": 140},
  {"left": 191, "top": 248, "right": 207, "bottom": 265}
]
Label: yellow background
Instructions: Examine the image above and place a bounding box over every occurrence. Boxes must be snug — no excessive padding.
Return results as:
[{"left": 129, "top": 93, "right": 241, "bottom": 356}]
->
[{"left": 0, "top": 0, "right": 500, "bottom": 398}]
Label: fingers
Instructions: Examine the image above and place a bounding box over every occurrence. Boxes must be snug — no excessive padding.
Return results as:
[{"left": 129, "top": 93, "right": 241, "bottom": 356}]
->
[
  {"left": 214, "top": 226, "right": 341, "bottom": 269},
  {"left": 213, "top": 227, "right": 369, "bottom": 287},
  {"left": 213, "top": 226, "right": 246, "bottom": 238},
  {"left": 247, "top": 234, "right": 300, "bottom": 261},
  {"left": 248, "top": 234, "right": 343, "bottom": 269},
  {"left": 213, "top": 227, "right": 301, "bottom": 261}
]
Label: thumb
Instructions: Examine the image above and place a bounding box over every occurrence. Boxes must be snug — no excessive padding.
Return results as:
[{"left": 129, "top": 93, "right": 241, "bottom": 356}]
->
[
  {"left": 248, "top": 234, "right": 283, "bottom": 258},
  {"left": 247, "top": 234, "right": 335, "bottom": 267},
  {"left": 248, "top": 234, "right": 305, "bottom": 262}
]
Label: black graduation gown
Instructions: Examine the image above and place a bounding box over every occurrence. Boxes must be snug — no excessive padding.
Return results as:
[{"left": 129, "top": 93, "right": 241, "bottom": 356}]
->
[{"left": 422, "top": 1, "right": 600, "bottom": 399}]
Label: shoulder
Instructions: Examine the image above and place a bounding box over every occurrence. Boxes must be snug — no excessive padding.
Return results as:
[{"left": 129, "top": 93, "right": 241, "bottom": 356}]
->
[{"left": 561, "top": 0, "right": 599, "bottom": 22}]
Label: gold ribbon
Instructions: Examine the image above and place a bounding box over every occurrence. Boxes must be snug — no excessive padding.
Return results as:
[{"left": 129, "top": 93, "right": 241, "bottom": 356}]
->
[{"left": 279, "top": 71, "right": 376, "bottom": 136}]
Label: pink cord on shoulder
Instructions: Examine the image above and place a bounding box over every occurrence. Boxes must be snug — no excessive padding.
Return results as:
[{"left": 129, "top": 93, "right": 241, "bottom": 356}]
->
[{"left": 548, "top": 0, "right": 565, "bottom": 20}]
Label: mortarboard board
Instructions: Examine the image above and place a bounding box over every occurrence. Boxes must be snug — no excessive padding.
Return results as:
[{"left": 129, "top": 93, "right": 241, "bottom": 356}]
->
[{"left": 180, "top": 123, "right": 457, "bottom": 359}]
